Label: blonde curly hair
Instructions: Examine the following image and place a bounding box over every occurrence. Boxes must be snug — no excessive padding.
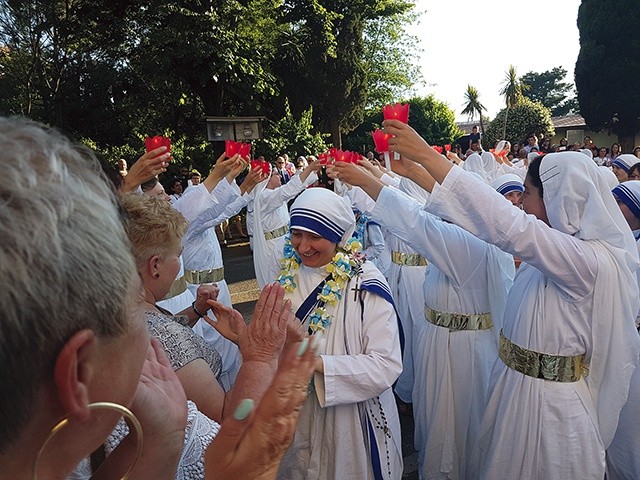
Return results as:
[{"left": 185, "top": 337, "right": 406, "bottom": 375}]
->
[{"left": 120, "top": 193, "right": 188, "bottom": 268}]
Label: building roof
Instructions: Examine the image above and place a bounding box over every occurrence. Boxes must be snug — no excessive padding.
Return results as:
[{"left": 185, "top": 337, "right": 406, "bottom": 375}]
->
[
  {"left": 552, "top": 114, "right": 586, "bottom": 129},
  {"left": 456, "top": 121, "right": 478, "bottom": 135}
]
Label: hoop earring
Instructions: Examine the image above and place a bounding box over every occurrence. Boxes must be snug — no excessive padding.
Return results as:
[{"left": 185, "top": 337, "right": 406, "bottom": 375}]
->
[{"left": 33, "top": 402, "right": 143, "bottom": 480}]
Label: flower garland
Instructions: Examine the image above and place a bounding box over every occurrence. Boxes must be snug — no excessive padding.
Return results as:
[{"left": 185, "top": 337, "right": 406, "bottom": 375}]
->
[{"left": 277, "top": 233, "right": 364, "bottom": 333}]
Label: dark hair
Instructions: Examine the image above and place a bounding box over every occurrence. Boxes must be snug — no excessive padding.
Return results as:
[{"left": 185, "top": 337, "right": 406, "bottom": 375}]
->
[
  {"left": 140, "top": 176, "right": 159, "bottom": 192},
  {"left": 526, "top": 155, "right": 545, "bottom": 197},
  {"left": 628, "top": 162, "right": 640, "bottom": 178}
]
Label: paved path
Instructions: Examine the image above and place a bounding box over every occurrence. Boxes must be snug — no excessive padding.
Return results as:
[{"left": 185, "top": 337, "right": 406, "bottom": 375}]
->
[{"left": 223, "top": 241, "right": 419, "bottom": 479}]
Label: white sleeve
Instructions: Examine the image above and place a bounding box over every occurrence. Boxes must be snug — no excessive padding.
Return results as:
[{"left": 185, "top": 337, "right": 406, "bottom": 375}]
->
[
  {"left": 381, "top": 172, "right": 401, "bottom": 188},
  {"left": 345, "top": 185, "right": 377, "bottom": 215},
  {"left": 316, "top": 289, "right": 402, "bottom": 407},
  {"left": 189, "top": 195, "right": 249, "bottom": 237},
  {"left": 373, "top": 186, "right": 492, "bottom": 287},
  {"left": 363, "top": 223, "right": 385, "bottom": 261},
  {"left": 259, "top": 174, "right": 306, "bottom": 214},
  {"left": 425, "top": 166, "right": 597, "bottom": 298}
]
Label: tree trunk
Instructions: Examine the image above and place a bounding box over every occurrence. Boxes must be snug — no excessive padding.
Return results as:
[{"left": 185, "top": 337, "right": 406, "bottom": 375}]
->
[
  {"left": 618, "top": 133, "right": 637, "bottom": 154},
  {"left": 330, "top": 118, "right": 342, "bottom": 149},
  {"left": 479, "top": 116, "right": 486, "bottom": 148},
  {"left": 502, "top": 106, "right": 510, "bottom": 141}
]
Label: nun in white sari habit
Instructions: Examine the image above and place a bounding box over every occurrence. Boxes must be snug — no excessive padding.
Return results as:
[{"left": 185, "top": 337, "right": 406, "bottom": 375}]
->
[
  {"left": 389, "top": 142, "right": 640, "bottom": 479},
  {"left": 371, "top": 119, "right": 640, "bottom": 479},
  {"left": 274, "top": 187, "right": 404, "bottom": 480}
]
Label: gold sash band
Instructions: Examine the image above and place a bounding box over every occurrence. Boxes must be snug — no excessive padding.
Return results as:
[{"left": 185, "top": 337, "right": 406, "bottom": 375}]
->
[
  {"left": 184, "top": 267, "right": 224, "bottom": 285},
  {"left": 162, "top": 275, "right": 187, "bottom": 300},
  {"left": 264, "top": 225, "right": 288, "bottom": 241},
  {"left": 424, "top": 306, "right": 493, "bottom": 331},
  {"left": 391, "top": 251, "right": 428, "bottom": 266},
  {"left": 499, "top": 330, "right": 585, "bottom": 382}
]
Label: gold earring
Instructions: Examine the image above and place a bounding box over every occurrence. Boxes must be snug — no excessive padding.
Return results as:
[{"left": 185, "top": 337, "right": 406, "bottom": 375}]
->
[{"left": 33, "top": 402, "right": 143, "bottom": 480}]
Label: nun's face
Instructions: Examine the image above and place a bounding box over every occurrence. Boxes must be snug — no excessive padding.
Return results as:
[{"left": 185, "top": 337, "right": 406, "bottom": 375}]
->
[
  {"left": 290, "top": 229, "right": 337, "bottom": 267},
  {"left": 504, "top": 191, "right": 523, "bottom": 207},
  {"left": 613, "top": 165, "right": 629, "bottom": 182},
  {"left": 522, "top": 176, "right": 549, "bottom": 226},
  {"left": 616, "top": 198, "right": 640, "bottom": 230}
]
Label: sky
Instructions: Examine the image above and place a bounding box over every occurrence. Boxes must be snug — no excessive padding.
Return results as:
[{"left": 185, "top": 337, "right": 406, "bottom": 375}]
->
[{"left": 406, "top": 0, "right": 582, "bottom": 121}]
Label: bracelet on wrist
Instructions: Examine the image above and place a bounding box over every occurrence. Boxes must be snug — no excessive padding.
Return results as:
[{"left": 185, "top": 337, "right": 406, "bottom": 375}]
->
[{"left": 191, "top": 301, "right": 205, "bottom": 319}]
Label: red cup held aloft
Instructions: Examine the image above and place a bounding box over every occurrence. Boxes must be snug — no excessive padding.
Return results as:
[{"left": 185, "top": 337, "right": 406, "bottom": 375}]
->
[{"left": 145, "top": 135, "right": 171, "bottom": 153}]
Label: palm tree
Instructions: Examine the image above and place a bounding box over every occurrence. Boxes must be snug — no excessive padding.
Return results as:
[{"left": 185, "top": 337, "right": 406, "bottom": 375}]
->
[
  {"left": 499, "top": 65, "right": 523, "bottom": 139},
  {"left": 461, "top": 85, "right": 486, "bottom": 136}
]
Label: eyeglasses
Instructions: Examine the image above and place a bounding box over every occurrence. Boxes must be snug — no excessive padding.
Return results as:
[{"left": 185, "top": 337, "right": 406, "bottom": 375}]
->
[{"left": 629, "top": 173, "right": 640, "bottom": 180}]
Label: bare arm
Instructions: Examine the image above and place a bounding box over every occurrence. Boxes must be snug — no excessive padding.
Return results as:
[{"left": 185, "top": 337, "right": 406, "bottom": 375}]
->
[
  {"left": 384, "top": 119, "right": 453, "bottom": 185},
  {"left": 203, "top": 153, "right": 244, "bottom": 193},
  {"left": 121, "top": 147, "right": 171, "bottom": 193}
]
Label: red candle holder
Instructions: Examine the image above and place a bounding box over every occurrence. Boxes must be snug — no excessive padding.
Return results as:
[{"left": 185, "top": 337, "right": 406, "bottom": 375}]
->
[
  {"left": 250, "top": 159, "right": 271, "bottom": 175},
  {"left": 371, "top": 129, "right": 392, "bottom": 153},
  {"left": 238, "top": 142, "right": 252, "bottom": 158},
  {"left": 318, "top": 152, "right": 331, "bottom": 165},
  {"left": 144, "top": 135, "right": 171, "bottom": 153},
  {"left": 382, "top": 102, "right": 410, "bottom": 124}
]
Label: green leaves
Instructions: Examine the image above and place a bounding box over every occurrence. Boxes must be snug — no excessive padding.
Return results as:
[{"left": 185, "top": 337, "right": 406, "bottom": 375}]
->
[
  {"left": 484, "top": 98, "right": 554, "bottom": 148},
  {"left": 576, "top": 0, "right": 640, "bottom": 141},
  {"left": 520, "top": 67, "right": 578, "bottom": 117}
]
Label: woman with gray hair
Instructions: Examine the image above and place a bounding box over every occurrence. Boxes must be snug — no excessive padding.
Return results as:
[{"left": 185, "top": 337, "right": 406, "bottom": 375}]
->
[{"left": 0, "top": 117, "right": 317, "bottom": 480}]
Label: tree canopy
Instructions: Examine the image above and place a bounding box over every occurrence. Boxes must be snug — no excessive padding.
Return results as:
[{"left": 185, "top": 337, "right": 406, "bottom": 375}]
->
[
  {"left": 575, "top": 0, "right": 640, "bottom": 151},
  {"left": 484, "top": 97, "right": 554, "bottom": 148},
  {"left": 0, "top": 0, "right": 422, "bottom": 161},
  {"left": 342, "top": 95, "right": 461, "bottom": 153},
  {"left": 520, "top": 67, "right": 578, "bottom": 117}
]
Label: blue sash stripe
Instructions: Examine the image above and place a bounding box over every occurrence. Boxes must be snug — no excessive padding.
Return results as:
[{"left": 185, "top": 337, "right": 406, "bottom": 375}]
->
[
  {"left": 360, "top": 279, "right": 395, "bottom": 308},
  {"left": 367, "top": 417, "right": 384, "bottom": 480},
  {"left": 294, "top": 274, "right": 332, "bottom": 326}
]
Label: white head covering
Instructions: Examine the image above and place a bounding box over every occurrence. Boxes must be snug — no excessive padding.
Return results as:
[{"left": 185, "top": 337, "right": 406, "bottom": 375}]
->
[
  {"left": 480, "top": 151, "right": 501, "bottom": 182},
  {"left": 612, "top": 180, "right": 640, "bottom": 220},
  {"left": 600, "top": 167, "right": 619, "bottom": 190},
  {"left": 399, "top": 176, "right": 430, "bottom": 204},
  {"left": 289, "top": 187, "right": 356, "bottom": 246},
  {"left": 491, "top": 173, "right": 524, "bottom": 196},
  {"left": 462, "top": 152, "right": 499, "bottom": 184},
  {"left": 612, "top": 154, "right": 637, "bottom": 172},
  {"left": 540, "top": 152, "right": 636, "bottom": 255},
  {"left": 495, "top": 140, "right": 510, "bottom": 155},
  {"left": 579, "top": 148, "right": 593, "bottom": 159},
  {"left": 539, "top": 151, "right": 640, "bottom": 446}
]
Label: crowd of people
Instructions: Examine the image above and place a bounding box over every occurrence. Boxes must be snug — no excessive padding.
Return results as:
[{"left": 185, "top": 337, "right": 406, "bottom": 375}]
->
[
  {"left": 457, "top": 126, "right": 640, "bottom": 171},
  {"left": 3, "top": 113, "right": 640, "bottom": 480}
]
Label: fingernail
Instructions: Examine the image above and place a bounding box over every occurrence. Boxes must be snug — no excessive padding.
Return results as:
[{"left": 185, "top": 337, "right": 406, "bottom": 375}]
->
[
  {"left": 233, "top": 398, "right": 254, "bottom": 420},
  {"left": 311, "top": 332, "right": 324, "bottom": 351},
  {"left": 296, "top": 338, "right": 309, "bottom": 357}
]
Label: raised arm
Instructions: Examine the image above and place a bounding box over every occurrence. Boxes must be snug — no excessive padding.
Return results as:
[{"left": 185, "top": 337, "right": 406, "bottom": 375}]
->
[{"left": 385, "top": 120, "right": 597, "bottom": 297}]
